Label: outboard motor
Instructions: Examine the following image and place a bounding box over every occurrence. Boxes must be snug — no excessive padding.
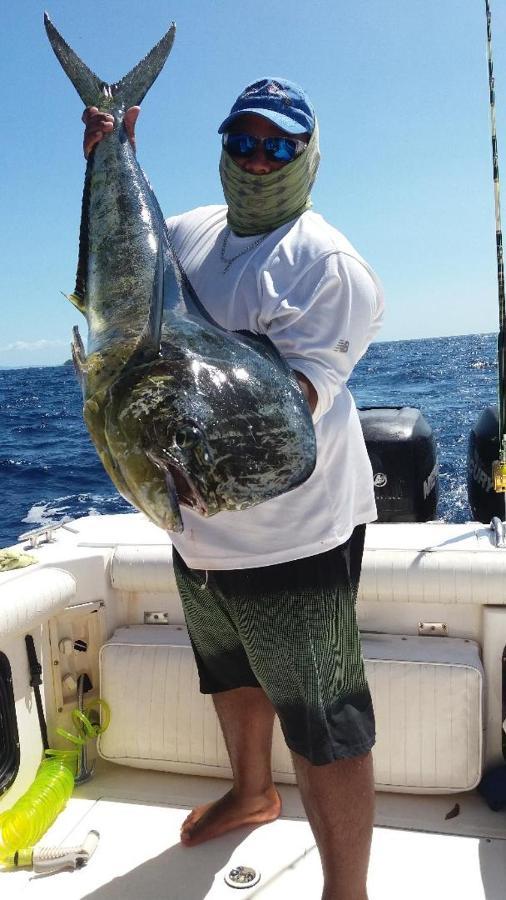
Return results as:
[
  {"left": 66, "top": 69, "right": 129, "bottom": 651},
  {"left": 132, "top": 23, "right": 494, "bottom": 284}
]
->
[
  {"left": 358, "top": 407, "right": 438, "bottom": 523},
  {"left": 467, "top": 405, "right": 506, "bottom": 521}
]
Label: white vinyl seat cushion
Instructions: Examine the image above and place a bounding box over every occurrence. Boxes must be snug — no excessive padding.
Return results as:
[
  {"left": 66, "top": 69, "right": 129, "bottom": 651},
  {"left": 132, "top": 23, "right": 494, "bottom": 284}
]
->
[
  {"left": 109, "top": 525, "right": 506, "bottom": 608},
  {"left": 98, "top": 625, "right": 483, "bottom": 794},
  {"left": 0, "top": 568, "right": 77, "bottom": 639}
]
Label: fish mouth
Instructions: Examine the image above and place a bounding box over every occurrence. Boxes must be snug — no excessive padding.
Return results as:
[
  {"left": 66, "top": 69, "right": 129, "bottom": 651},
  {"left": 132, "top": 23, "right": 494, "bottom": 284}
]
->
[
  {"left": 166, "top": 463, "right": 209, "bottom": 516},
  {"left": 147, "top": 450, "right": 210, "bottom": 516}
]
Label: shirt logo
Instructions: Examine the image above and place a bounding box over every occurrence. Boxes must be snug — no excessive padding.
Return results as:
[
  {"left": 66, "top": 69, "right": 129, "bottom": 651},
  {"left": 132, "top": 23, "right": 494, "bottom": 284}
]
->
[{"left": 334, "top": 340, "right": 349, "bottom": 353}]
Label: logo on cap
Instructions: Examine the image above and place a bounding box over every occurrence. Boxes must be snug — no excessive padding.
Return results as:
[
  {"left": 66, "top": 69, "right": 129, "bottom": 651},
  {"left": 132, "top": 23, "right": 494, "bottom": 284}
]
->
[
  {"left": 242, "top": 81, "right": 292, "bottom": 107},
  {"left": 266, "top": 81, "right": 292, "bottom": 106}
]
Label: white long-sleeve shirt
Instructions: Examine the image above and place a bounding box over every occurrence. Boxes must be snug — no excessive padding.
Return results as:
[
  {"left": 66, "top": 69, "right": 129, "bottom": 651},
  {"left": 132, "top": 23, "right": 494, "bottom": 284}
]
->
[{"left": 165, "top": 205, "right": 384, "bottom": 569}]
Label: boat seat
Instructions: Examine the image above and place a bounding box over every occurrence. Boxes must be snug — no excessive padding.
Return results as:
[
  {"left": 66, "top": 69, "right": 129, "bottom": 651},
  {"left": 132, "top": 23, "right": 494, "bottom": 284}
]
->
[
  {"left": 98, "top": 624, "right": 484, "bottom": 794},
  {"left": 110, "top": 545, "right": 174, "bottom": 593},
  {"left": 0, "top": 568, "right": 76, "bottom": 640},
  {"left": 110, "top": 544, "right": 184, "bottom": 621},
  {"left": 109, "top": 540, "right": 506, "bottom": 607},
  {"left": 358, "top": 547, "right": 506, "bottom": 605}
]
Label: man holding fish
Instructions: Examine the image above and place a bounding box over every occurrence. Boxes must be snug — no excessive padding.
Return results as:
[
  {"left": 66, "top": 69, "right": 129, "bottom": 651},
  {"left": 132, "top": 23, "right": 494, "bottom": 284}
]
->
[{"left": 84, "top": 77, "right": 383, "bottom": 900}]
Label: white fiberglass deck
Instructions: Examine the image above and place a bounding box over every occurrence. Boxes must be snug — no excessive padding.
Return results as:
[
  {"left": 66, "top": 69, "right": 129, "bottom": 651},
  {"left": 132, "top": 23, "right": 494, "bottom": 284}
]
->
[
  {"left": 1, "top": 760, "right": 505, "bottom": 900},
  {"left": 1, "top": 514, "right": 506, "bottom": 898}
]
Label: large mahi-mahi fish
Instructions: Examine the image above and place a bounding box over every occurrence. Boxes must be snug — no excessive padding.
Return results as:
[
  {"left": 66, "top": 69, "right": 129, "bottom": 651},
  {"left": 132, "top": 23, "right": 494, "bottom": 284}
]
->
[{"left": 44, "top": 14, "right": 316, "bottom": 532}]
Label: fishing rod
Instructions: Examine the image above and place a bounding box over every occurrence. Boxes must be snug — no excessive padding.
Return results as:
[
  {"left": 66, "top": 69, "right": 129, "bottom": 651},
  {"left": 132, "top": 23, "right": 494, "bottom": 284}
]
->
[{"left": 485, "top": 0, "right": 506, "bottom": 501}]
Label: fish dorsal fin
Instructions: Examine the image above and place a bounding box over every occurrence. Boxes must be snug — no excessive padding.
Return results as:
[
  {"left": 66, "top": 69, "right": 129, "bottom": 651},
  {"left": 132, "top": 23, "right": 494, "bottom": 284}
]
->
[
  {"left": 44, "top": 13, "right": 175, "bottom": 111},
  {"left": 233, "top": 329, "right": 290, "bottom": 372},
  {"left": 174, "top": 253, "right": 222, "bottom": 327},
  {"left": 159, "top": 244, "right": 220, "bottom": 331},
  {"left": 142, "top": 179, "right": 221, "bottom": 329}
]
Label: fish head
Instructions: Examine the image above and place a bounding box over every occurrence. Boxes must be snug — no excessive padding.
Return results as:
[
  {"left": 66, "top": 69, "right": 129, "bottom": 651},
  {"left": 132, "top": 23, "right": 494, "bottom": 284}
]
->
[{"left": 104, "top": 344, "right": 316, "bottom": 530}]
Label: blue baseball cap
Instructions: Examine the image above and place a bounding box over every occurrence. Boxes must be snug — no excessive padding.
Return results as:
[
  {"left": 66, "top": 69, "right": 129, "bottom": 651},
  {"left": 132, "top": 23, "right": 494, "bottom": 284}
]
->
[{"left": 218, "top": 78, "right": 315, "bottom": 136}]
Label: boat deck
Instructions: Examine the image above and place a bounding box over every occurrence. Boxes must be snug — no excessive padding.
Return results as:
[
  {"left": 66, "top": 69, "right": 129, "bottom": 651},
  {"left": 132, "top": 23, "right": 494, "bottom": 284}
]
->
[
  {"left": 2, "top": 515, "right": 506, "bottom": 897},
  {"left": 2, "top": 759, "right": 505, "bottom": 899}
]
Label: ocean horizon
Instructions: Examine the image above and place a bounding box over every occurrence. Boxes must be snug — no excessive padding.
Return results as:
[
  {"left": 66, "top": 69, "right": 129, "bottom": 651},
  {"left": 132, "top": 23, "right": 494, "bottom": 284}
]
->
[
  {"left": 0, "top": 330, "right": 499, "bottom": 372},
  {"left": 0, "top": 332, "right": 500, "bottom": 548}
]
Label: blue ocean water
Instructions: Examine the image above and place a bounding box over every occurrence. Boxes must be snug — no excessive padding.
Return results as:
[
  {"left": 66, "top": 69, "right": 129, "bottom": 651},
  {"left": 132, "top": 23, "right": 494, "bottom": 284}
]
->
[{"left": 0, "top": 333, "right": 499, "bottom": 549}]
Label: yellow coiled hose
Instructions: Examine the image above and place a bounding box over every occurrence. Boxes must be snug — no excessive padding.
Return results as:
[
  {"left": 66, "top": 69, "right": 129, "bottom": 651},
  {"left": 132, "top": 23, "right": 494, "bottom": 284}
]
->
[
  {"left": 0, "top": 751, "right": 76, "bottom": 863},
  {"left": 0, "top": 700, "right": 110, "bottom": 865}
]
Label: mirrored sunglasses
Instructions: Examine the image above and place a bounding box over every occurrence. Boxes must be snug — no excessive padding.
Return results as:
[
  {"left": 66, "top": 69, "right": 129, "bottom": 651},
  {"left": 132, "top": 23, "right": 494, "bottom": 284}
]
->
[{"left": 222, "top": 132, "right": 307, "bottom": 164}]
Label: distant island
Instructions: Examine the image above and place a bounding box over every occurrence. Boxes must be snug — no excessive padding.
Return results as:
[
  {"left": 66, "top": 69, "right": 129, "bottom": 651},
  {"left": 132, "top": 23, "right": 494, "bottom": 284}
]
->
[{"left": 63, "top": 359, "right": 74, "bottom": 367}]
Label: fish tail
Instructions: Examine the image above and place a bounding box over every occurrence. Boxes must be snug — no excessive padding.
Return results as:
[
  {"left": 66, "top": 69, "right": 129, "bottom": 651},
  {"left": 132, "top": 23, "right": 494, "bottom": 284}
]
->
[{"left": 44, "top": 13, "right": 176, "bottom": 109}]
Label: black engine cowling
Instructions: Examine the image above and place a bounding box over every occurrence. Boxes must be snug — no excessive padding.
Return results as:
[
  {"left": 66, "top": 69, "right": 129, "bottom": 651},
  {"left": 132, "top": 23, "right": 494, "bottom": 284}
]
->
[
  {"left": 358, "top": 406, "right": 438, "bottom": 523},
  {"left": 467, "top": 405, "right": 505, "bottom": 522}
]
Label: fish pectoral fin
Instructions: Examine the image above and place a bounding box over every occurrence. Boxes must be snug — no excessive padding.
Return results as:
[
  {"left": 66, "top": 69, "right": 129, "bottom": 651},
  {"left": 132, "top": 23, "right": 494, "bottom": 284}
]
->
[
  {"left": 62, "top": 290, "right": 86, "bottom": 315},
  {"left": 72, "top": 325, "right": 86, "bottom": 360},
  {"left": 72, "top": 326, "right": 88, "bottom": 388}
]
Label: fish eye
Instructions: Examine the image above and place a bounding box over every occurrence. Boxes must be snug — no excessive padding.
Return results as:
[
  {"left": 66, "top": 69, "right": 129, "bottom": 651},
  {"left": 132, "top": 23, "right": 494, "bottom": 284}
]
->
[{"left": 173, "top": 424, "right": 202, "bottom": 450}]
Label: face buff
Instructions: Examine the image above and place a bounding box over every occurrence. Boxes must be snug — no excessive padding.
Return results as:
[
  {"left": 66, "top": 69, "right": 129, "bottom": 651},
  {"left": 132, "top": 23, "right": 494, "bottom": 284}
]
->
[{"left": 219, "top": 122, "right": 320, "bottom": 236}]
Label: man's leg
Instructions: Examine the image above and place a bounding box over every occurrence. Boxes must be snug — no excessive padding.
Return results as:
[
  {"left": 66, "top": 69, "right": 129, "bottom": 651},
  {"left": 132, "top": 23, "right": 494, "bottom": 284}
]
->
[
  {"left": 173, "top": 551, "right": 281, "bottom": 845},
  {"left": 292, "top": 750, "right": 375, "bottom": 900},
  {"left": 181, "top": 686, "right": 281, "bottom": 845}
]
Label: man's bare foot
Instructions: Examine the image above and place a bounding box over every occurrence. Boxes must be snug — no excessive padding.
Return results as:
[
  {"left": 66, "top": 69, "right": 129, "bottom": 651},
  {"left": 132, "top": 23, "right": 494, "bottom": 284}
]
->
[{"left": 180, "top": 785, "right": 281, "bottom": 847}]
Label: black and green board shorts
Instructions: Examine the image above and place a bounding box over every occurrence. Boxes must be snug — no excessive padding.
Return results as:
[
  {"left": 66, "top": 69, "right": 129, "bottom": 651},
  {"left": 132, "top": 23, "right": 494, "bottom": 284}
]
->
[{"left": 172, "top": 525, "right": 375, "bottom": 766}]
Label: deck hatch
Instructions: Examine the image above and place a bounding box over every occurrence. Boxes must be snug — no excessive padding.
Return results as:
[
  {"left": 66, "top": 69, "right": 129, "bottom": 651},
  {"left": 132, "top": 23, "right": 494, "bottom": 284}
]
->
[{"left": 0, "top": 652, "right": 20, "bottom": 796}]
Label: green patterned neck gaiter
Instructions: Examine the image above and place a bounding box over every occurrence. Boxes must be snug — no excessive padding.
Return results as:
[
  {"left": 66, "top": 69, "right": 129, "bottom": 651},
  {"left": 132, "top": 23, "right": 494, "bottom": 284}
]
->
[{"left": 219, "top": 122, "right": 320, "bottom": 236}]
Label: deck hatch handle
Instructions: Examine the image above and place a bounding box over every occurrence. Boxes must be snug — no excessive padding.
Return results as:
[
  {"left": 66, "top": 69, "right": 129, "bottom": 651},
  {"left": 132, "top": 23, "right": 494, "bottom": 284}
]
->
[
  {"left": 418, "top": 622, "right": 448, "bottom": 637},
  {"left": 144, "top": 611, "right": 169, "bottom": 625}
]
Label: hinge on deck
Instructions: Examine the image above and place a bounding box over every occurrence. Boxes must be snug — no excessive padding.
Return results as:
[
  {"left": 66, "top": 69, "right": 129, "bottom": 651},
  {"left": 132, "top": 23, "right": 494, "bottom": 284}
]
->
[
  {"left": 418, "top": 622, "right": 448, "bottom": 637},
  {"left": 144, "top": 611, "right": 169, "bottom": 625}
]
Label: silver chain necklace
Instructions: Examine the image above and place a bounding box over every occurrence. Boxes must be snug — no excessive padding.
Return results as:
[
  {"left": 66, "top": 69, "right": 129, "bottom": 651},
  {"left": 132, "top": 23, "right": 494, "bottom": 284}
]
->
[{"left": 220, "top": 227, "right": 268, "bottom": 274}]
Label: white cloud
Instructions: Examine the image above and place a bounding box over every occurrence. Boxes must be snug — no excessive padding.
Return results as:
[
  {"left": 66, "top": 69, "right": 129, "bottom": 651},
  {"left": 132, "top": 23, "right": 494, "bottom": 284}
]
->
[{"left": 0, "top": 339, "right": 68, "bottom": 354}]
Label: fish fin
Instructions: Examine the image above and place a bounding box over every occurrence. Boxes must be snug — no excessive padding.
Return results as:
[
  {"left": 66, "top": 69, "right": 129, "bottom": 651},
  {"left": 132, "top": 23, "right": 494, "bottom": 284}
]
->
[
  {"left": 72, "top": 324, "right": 86, "bottom": 357},
  {"left": 161, "top": 232, "right": 289, "bottom": 369},
  {"left": 44, "top": 13, "right": 107, "bottom": 107},
  {"left": 150, "top": 221, "right": 166, "bottom": 347},
  {"left": 71, "top": 160, "right": 92, "bottom": 311},
  {"left": 161, "top": 240, "right": 218, "bottom": 327},
  {"left": 165, "top": 233, "right": 222, "bottom": 327},
  {"left": 144, "top": 192, "right": 289, "bottom": 373},
  {"left": 62, "top": 290, "right": 86, "bottom": 315},
  {"left": 71, "top": 325, "right": 87, "bottom": 389},
  {"left": 233, "top": 329, "right": 291, "bottom": 372},
  {"left": 176, "top": 254, "right": 222, "bottom": 326},
  {"left": 138, "top": 174, "right": 219, "bottom": 328},
  {"left": 112, "top": 24, "right": 176, "bottom": 109},
  {"left": 131, "top": 220, "right": 165, "bottom": 361},
  {"left": 44, "top": 13, "right": 175, "bottom": 110}
]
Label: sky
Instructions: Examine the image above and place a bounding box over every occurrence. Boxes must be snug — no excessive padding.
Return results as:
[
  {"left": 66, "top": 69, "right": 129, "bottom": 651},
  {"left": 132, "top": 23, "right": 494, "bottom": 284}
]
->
[{"left": 1, "top": 0, "right": 506, "bottom": 367}]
